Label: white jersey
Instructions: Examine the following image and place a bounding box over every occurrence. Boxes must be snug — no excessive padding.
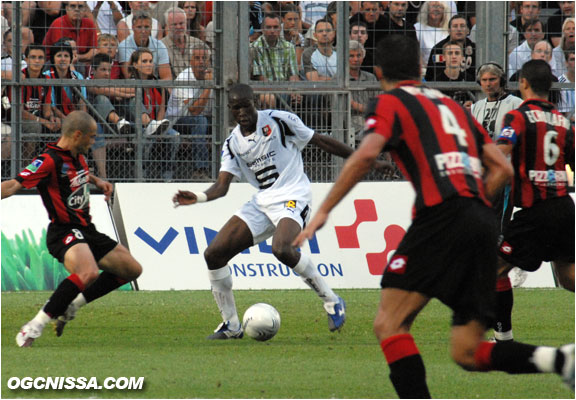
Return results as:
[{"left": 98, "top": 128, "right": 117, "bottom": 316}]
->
[{"left": 220, "top": 110, "right": 314, "bottom": 206}]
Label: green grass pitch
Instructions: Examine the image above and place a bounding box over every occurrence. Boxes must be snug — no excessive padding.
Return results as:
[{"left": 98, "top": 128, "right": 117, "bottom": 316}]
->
[{"left": 1, "top": 289, "right": 574, "bottom": 399}]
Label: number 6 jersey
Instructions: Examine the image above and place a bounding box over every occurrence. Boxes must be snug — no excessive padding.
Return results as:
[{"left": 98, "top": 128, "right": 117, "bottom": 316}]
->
[{"left": 220, "top": 110, "right": 314, "bottom": 206}]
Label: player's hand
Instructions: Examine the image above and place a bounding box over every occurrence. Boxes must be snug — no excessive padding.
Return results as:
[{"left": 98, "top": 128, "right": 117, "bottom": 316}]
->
[
  {"left": 292, "top": 211, "right": 328, "bottom": 248},
  {"left": 172, "top": 190, "right": 197, "bottom": 207},
  {"left": 94, "top": 178, "right": 113, "bottom": 202}
]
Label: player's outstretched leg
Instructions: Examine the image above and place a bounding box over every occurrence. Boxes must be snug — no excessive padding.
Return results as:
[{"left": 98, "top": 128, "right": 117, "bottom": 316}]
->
[
  {"left": 474, "top": 340, "right": 575, "bottom": 391},
  {"left": 292, "top": 253, "right": 346, "bottom": 331},
  {"left": 274, "top": 217, "right": 345, "bottom": 331},
  {"left": 16, "top": 273, "right": 91, "bottom": 347},
  {"left": 55, "top": 244, "right": 142, "bottom": 337}
]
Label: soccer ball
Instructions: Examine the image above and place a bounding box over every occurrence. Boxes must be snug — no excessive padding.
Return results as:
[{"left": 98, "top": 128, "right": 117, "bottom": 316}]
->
[{"left": 242, "top": 303, "right": 281, "bottom": 341}]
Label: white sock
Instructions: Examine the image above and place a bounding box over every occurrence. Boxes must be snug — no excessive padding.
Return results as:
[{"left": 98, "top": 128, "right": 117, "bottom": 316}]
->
[
  {"left": 208, "top": 266, "right": 240, "bottom": 330},
  {"left": 530, "top": 347, "right": 557, "bottom": 373},
  {"left": 71, "top": 293, "right": 87, "bottom": 309},
  {"left": 293, "top": 253, "right": 338, "bottom": 303},
  {"left": 494, "top": 330, "right": 514, "bottom": 341},
  {"left": 31, "top": 310, "right": 52, "bottom": 329}
]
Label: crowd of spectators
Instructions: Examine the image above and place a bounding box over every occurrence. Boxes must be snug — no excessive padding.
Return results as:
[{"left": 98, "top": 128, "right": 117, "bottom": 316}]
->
[{"left": 1, "top": 1, "right": 574, "bottom": 181}]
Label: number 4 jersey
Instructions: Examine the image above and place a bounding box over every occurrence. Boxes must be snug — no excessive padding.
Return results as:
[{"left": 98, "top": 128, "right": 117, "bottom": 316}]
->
[
  {"left": 364, "top": 82, "right": 493, "bottom": 217},
  {"left": 498, "top": 99, "right": 575, "bottom": 208},
  {"left": 221, "top": 110, "right": 314, "bottom": 206}
]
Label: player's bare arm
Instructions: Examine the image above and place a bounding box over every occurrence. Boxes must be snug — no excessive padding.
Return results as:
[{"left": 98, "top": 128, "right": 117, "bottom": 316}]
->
[
  {"left": 173, "top": 171, "right": 235, "bottom": 207},
  {"left": 483, "top": 142, "right": 514, "bottom": 201},
  {"left": 309, "top": 133, "right": 394, "bottom": 173},
  {"left": 89, "top": 175, "right": 113, "bottom": 202},
  {"left": 1, "top": 179, "right": 23, "bottom": 199},
  {"left": 294, "top": 133, "right": 387, "bottom": 247}
]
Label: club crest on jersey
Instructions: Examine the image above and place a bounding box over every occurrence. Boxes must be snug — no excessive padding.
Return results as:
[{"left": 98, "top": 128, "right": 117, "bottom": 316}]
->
[
  {"left": 25, "top": 159, "right": 43, "bottom": 173},
  {"left": 262, "top": 125, "right": 272, "bottom": 136},
  {"left": 386, "top": 255, "right": 407, "bottom": 274},
  {"left": 285, "top": 200, "right": 297, "bottom": 210}
]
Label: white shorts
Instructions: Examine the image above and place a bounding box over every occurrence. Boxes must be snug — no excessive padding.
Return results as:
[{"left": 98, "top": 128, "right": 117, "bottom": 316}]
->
[{"left": 235, "top": 199, "right": 311, "bottom": 244}]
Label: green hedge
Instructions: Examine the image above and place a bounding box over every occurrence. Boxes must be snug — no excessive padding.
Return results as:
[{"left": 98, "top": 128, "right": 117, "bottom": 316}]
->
[{"left": 1, "top": 229, "right": 132, "bottom": 291}]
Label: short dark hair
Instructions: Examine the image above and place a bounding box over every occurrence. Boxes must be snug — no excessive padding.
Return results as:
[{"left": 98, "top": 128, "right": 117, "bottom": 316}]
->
[
  {"left": 375, "top": 35, "right": 420, "bottom": 81},
  {"left": 25, "top": 43, "right": 45, "bottom": 58},
  {"left": 448, "top": 14, "right": 467, "bottom": 29},
  {"left": 519, "top": 59, "right": 552, "bottom": 96},
  {"left": 565, "top": 49, "right": 575, "bottom": 61},
  {"left": 350, "top": 20, "right": 368, "bottom": 31},
  {"left": 229, "top": 83, "right": 254, "bottom": 101},
  {"left": 263, "top": 13, "right": 281, "bottom": 24},
  {"left": 524, "top": 18, "right": 543, "bottom": 30},
  {"left": 92, "top": 53, "right": 112, "bottom": 69},
  {"left": 315, "top": 18, "right": 334, "bottom": 30}
]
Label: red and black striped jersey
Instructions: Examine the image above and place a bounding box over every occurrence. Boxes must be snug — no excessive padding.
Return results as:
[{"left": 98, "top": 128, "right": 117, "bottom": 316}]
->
[
  {"left": 15, "top": 143, "right": 92, "bottom": 226},
  {"left": 364, "top": 81, "right": 493, "bottom": 217},
  {"left": 497, "top": 99, "right": 574, "bottom": 208}
]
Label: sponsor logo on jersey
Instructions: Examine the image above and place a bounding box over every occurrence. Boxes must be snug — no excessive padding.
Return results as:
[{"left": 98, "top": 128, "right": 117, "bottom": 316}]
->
[
  {"left": 528, "top": 169, "right": 568, "bottom": 186},
  {"left": 69, "top": 169, "right": 89, "bottom": 189},
  {"left": 63, "top": 233, "right": 76, "bottom": 245},
  {"left": 262, "top": 125, "right": 272, "bottom": 136},
  {"left": 386, "top": 255, "right": 407, "bottom": 274},
  {"left": 67, "top": 185, "right": 89, "bottom": 210},
  {"left": 25, "top": 159, "right": 43, "bottom": 173},
  {"left": 500, "top": 241, "right": 513, "bottom": 255},
  {"left": 434, "top": 151, "right": 482, "bottom": 179}
]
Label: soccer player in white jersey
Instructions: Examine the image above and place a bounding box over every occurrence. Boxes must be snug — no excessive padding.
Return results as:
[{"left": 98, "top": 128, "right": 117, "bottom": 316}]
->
[{"left": 173, "top": 83, "right": 392, "bottom": 339}]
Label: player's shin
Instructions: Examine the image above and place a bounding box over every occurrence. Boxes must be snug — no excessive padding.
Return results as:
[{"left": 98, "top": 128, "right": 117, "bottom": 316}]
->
[
  {"left": 42, "top": 274, "right": 86, "bottom": 323},
  {"left": 292, "top": 253, "right": 338, "bottom": 303},
  {"left": 82, "top": 271, "right": 129, "bottom": 303},
  {"left": 493, "top": 277, "right": 514, "bottom": 341},
  {"left": 208, "top": 266, "right": 240, "bottom": 330},
  {"left": 380, "top": 334, "right": 431, "bottom": 399}
]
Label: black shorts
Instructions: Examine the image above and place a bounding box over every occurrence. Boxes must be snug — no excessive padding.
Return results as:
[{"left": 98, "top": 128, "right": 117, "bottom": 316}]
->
[
  {"left": 381, "top": 198, "right": 498, "bottom": 327},
  {"left": 46, "top": 223, "right": 118, "bottom": 263},
  {"left": 499, "top": 196, "right": 575, "bottom": 272}
]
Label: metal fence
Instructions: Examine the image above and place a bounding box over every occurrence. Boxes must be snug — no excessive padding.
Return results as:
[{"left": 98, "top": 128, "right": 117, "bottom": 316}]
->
[{"left": 1, "top": 2, "right": 572, "bottom": 183}]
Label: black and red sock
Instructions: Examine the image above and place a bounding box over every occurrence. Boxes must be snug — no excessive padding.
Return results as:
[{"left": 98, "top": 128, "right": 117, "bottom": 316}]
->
[
  {"left": 493, "top": 277, "right": 514, "bottom": 340},
  {"left": 43, "top": 274, "right": 85, "bottom": 318},
  {"left": 83, "top": 272, "right": 129, "bottom": 303},
  {"left": 380, "top": 333, "right": 431, "bottom": 398}
]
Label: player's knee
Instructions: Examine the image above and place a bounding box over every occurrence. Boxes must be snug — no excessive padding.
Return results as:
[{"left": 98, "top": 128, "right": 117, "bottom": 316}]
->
[
  {"left": 373, "top": 314, "right": 402, "bottom": 342},
  {"left": 78, "top": 268, "right": 100, "bottom": 285},
  {"left": 124, "top": 258, "right": 142, "bottom": 280},
  {"left": 271, "top": 242, "right": 296, "bottom": 265},
  {"left": 204, "top": 246, "right": 226, "bottom": 268}
]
